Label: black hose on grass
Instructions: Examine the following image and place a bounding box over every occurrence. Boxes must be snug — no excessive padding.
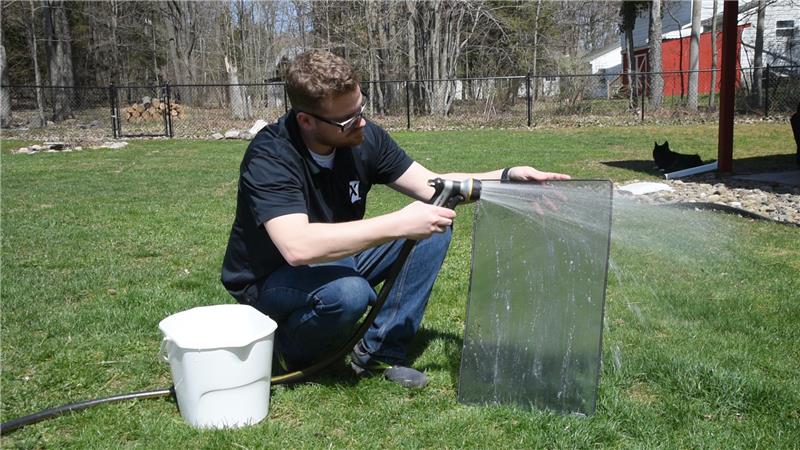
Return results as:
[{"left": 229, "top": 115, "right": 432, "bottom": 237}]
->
[
  {"left": 672, "top": 202, "right": 799, "bottom": 227},
  {"left": 0, "top": 387, "right": 174, "bottom": 435}
]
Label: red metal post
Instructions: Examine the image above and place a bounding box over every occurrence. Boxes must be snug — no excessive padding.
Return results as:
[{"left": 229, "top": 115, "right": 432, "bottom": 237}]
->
[{"left": 717, "top": 0, "right": 738, "bottom": 173}]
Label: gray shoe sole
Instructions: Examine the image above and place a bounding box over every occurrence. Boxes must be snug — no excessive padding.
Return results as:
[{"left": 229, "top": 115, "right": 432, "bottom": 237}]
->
[
  {"left": 383, "top": 366, "right": 428, "bottom": 388},
  {"left": 351, "top": 362, "right": 428, "bottom": 388}
]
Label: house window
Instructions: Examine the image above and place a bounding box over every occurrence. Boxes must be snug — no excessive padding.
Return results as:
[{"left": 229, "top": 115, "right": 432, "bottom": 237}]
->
[{"left": 776, "top": 20, "right": 795, "bottom": 37}]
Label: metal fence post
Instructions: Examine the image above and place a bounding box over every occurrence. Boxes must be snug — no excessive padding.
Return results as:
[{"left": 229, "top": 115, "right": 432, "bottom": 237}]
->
[
  {"left": 283, "top": 83, "right": 289, "bottom": 113},
  {"left": 641, "top": 74, "right": 645, "bottom": 122},
  {"left": 764, "top": 64, "right": 770, "bottom": 117},
  {"left": 165, "top": 83, "right": 174, "bottom": 138},
  {"left": 405, "top": 80, "right": 411, "bottom": 130},
  {"left": 109, "top": 83, "right": 118, "bottom": 139},
  {"left": 161, "top": 84, "right": 170, "bottom": 136},
  {"left": 526, "top": 73, "right": 532, "bottom": 127}
]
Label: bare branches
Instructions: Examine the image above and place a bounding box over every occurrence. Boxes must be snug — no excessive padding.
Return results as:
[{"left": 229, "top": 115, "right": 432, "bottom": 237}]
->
[{"left": 3, "top": 0, "right": 623, "bottom": 97}]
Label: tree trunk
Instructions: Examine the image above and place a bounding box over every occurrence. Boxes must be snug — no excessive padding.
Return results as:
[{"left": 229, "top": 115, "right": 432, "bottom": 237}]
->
[
  {"left": 709, "top": 0, "right": 718, "bottom": 110},
  {"left": 225, "top": 56, "right": 251, "bottom": 120},
  {"left": 429, "top": 0, "right": 443, "bottom": 115},
  {"left": 168, "top": 28, "right": 183, "bottom": 85},
  {"left": 27, "top": 0, "right": 45, "bottom": 127},
  {"left": 376, "top": 2, "right": 389, "bottom": 114},
  {"left": 386, "top": 5, "right": 400, "bottom": 113},
  {"left": 0, "top": 41, "right": 10, "bottom": 128},
  {"left": 753, "top": 0, "right": 765, "bottom": 105},
  {"left": 419, "top": 0, "right": 472, "bottom": 117},
  {"left": 366, "top": 1, "right": 383, "bottom": 114},
  {"left": 531, "top": 0, "right": 541, "bottom": 109},
  {"left": 406, "top": 0, "right": 416, "bottom": 114},
  {"left": 620, "top": 1, "right": 640, "bottom": 109},
  {"left": 626, "top": 27, "right": 636, "bottom": 107},
  {"left": 648, "top": 0, "right": 663, "bottom": 109},
  {"left": 110, "top": 0, "right": 120, "bottom": 84},
  {"left": 293, "top": 0, "right": 307, "bottom": 49},
  {"left": 164, "top": 1, "right": 199, "bottom": 105},
  {"left": 664, "top": 5, "right": 686, "bottom": 100},
  {"left": 441, "top": 5, "right": 466, "bottom": 114},
  {"left": 42, "top": 0, "right": 74, "bottom": 121},
  {"left": 688, "top": 0, "right": 702, "bottom": 110}
]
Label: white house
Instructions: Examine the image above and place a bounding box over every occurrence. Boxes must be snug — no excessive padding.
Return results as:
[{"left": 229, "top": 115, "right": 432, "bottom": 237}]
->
[
  {"left": 586, "top": 42, "right": 626, "bottom": 97},
  {"left": 620, "top": 0, "right": 800, "bottom": 70},
  {"left": 737, "top": 0, "right": 800, "bottom": 67}
]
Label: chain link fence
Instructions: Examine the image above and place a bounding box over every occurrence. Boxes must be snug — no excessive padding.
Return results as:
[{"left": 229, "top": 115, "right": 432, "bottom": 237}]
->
[
  {"left": 2, "top": 66, "right": 797, "bottom": 141},
  {"left": 2, "top": 85, "right": 111, "bottom": 140}
]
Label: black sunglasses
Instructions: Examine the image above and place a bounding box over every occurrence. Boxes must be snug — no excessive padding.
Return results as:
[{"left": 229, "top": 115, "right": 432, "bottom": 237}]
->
[{"left": 299, "top": 92, "right": 369, "bottom": 132}]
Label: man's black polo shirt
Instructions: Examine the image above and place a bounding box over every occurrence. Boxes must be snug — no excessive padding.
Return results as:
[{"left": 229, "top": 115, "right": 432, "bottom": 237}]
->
[{"left": 221, "top": 111, "right": 413, "bottom": 301}]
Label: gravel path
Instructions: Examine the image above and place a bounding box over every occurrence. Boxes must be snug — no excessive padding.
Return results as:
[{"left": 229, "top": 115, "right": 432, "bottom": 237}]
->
[{"left": 616, "top": 174, "right": 800, "bottom": 226}]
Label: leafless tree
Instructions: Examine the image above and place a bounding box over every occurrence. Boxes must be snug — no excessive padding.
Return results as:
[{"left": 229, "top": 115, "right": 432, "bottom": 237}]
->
[
  {"left": 752, "top": 0, "right": 766, "bottom": 105},
  {"left": 0, "top": 0, "right": 635, "bottom": 121},
  {"left": 42, "top": 0, "right": 74, "bottom": 121},
  {"left": 688, "top": 0, "right": 702, "bottom": 110},
  {"left": 412, "top": 0, "right": 485, "bottom": 116},
  {"left": 225, "top": 56, "right": 251, "bottom": 119},
  {"left": 162, "top": 1, "right": 200, "bottom": 104},
  {"left": 709, "top": 0, "right": 718, "bottom": 110},
  {"left": 1, "top": 37, "right": 10, "bottom": 128},
  {"left": 27, "top": 0, "right": 45, "bottom": 126},
  {"left": 620, "top": 2, "right": 647, "bottom": 108},
  {"left": 648, "top": 0, "right": 663, "bottom": 109}
]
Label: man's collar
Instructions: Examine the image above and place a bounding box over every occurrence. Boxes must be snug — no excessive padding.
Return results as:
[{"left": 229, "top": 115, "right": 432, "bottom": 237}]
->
[{"left": 285, "top": 111, "right": 322, "bottom": 175}]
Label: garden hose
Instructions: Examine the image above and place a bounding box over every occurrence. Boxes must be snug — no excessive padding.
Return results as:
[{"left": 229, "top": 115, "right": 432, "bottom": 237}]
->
[
  {"left": 1, "top": 178, "right": 481, "bottom": 435},
  {"left": 1, "top": 388, "right": 174, "bottom": 435}
]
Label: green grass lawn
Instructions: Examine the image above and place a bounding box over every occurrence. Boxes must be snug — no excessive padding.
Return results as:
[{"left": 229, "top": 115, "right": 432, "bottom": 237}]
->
[{"left": 1, "top": 123, "right": 798, "bottom": 448}]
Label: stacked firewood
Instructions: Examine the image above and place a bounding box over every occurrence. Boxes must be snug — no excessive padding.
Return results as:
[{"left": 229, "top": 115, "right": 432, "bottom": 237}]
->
[{"left": 122, "top": 97, "right": 185, "bottom": 122}]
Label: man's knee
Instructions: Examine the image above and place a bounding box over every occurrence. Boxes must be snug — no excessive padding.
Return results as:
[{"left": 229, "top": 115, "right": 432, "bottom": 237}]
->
[{"left": 313, "top": 276, "right": 375, "bottom": 327}]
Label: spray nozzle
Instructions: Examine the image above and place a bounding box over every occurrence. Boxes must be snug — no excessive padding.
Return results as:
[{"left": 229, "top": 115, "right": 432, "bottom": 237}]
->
[{"left": 428, "top": 178, "right": 482, "bottom": 209}]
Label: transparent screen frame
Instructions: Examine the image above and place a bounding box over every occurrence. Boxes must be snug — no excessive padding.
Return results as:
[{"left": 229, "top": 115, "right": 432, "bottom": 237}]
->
[{"left": 457, "top": 180, "right": 613, "bottom": 415}]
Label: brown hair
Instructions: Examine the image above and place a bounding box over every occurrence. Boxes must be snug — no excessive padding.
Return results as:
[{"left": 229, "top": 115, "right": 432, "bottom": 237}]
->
[{"left": 285, "top": 51, "right": 360, "bottom": 113}]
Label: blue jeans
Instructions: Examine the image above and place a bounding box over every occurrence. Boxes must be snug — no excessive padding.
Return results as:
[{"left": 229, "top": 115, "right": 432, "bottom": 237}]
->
[{"left": 251, "top": 228, "right": 452, "bottom": 368}]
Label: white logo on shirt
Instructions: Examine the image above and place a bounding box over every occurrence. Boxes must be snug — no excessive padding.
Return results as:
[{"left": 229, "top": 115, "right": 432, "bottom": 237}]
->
[{"left": 349, "top": 180, "right": 361, "bottom": 203}]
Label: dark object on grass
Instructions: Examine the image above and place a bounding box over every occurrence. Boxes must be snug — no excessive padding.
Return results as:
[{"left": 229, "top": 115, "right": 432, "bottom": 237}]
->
[
  {"left": 671, "top": 202, "right": 799, "bottom": 227},
  {"left": 791, "top": 102, "right": 800, "bottom": 165},
  {"left": 653, "top": 141, "right": 704, "bottom": 172},
  {"left": 1, "top": 388, "right": 174, "bottom": 435}
]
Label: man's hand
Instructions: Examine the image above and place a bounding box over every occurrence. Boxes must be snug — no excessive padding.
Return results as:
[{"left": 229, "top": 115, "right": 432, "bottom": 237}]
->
[
  {"left": 507, "top": 166, "right": 571, "bottom": 182},
  {"left": 397, "top": 201, "right": 456, "bottom": 240}
]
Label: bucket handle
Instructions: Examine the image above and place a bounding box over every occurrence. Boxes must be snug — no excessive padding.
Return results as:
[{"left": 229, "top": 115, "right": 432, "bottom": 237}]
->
[{"left": 159, "top": 337, "right": 171, "bottom": 363}]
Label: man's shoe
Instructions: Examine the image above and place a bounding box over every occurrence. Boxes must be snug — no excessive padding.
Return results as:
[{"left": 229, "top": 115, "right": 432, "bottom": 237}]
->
[{"left": 350, "top": 341, "right": 428, "bottom": 388}]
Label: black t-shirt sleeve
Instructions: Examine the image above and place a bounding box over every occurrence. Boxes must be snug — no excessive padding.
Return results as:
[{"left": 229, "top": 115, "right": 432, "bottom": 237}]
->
[
  {"left": 369, "top": 124, "right": 414, "bottom": 184},
  {"left": 240, "top": 150, "right": 307, "bottom": 227}
]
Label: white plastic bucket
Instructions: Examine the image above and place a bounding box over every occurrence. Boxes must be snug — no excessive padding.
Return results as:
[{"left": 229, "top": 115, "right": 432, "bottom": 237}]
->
[{"left": 159, "top": 304, "right": 277, "bottom": 429}]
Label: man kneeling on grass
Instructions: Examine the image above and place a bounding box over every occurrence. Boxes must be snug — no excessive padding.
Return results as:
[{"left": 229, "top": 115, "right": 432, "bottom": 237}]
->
[{"left": 220, "top": 50, "right": 570, "bottom": 388}]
